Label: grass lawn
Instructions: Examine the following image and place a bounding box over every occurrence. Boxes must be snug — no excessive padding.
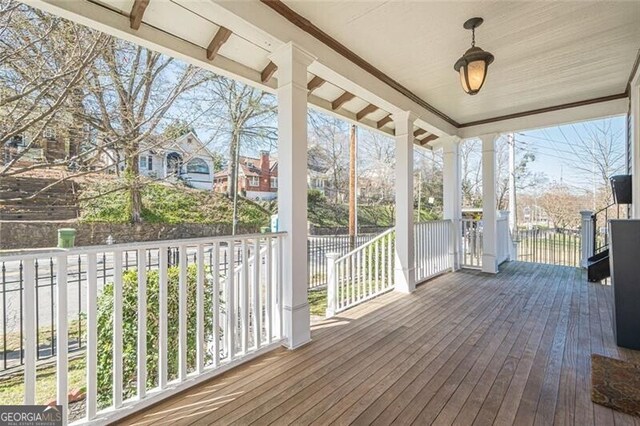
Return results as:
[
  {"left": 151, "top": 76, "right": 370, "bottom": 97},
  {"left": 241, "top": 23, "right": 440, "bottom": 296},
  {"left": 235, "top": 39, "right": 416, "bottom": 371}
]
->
[
  {"left": 0, "top": 294, "right": 329, "bottom": 404},
  {"left": 0, "top": 356, "right": 85, "bottom": 405},
  {"left": 308, "top": 288, "right": 327, "bottom": 317}
]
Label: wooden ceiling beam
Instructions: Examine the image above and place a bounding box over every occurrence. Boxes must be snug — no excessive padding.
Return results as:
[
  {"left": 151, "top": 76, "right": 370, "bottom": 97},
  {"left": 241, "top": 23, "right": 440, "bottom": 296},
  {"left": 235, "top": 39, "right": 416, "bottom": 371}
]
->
[
  {"left": 356, "top": 104, "right": 378, "bottom": 121},
  {"left": 307, "top": 76, "right": 325, "bottom": 93},
  {"left": 129, "top": 0, "right": 150, "bottom": 30},
  {"left": 261, "top": 61, "right": 277, "bottom": 83},
  {"left": 413, "top": 128, "right": 427, "bottom": 137},
  {"left": 331, "top": 91, "right": 355, "bottom": 110},
  {"left": 206, "top": 26, "right": 232, "bottom": 61},
  {"left": 420, "top": 134, "right": 439, "bottom": 145},
  {"left": 377, "top": 114, "right": 392, "bottom": 129}
]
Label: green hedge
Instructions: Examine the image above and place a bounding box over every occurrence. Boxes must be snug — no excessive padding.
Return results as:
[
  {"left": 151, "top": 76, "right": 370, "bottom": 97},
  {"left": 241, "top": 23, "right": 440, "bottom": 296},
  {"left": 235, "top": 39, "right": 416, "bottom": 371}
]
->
[{"left": 96, "top": 264, "right": 216, "bottom": 407}]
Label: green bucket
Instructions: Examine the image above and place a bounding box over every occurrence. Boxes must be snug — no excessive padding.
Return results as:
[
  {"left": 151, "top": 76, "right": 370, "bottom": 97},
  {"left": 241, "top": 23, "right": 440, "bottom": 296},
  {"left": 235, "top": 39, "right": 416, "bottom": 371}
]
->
[{"left": 57, "top": 228, "right": 77, "bottom": 248}]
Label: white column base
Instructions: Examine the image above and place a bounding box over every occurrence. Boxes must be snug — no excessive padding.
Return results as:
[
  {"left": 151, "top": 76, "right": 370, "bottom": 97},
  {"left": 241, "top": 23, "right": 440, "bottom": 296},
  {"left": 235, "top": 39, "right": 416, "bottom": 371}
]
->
[
  {"left": 482, "top": 254, "right": 498, "bottom": 274},
  {"left": 394, "top": 266, "right": 416, "bottom": 293},
  {"left": 282, "top": 302, "right": 311, "bottom": 349}
]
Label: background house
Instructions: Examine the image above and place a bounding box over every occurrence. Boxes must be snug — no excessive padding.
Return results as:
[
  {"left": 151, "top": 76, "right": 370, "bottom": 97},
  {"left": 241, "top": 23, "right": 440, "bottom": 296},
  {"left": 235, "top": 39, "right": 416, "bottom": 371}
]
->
[
  {"left": 104, "top": 131, "right": 217, "bottom": 191},
  {"left": 214, "top": 151, "right": 278, "bottom": 201}
]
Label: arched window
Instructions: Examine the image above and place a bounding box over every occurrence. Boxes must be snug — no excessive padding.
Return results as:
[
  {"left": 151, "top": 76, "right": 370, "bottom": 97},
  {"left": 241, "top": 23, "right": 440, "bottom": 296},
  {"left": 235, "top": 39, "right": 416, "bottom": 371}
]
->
[{"left": 186, "top": 158, "right": 209, "bottom": 174}]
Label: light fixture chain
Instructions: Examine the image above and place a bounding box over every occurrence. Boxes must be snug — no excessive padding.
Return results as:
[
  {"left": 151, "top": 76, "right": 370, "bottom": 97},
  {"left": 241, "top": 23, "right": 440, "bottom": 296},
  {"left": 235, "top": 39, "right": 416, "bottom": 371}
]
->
[{"left": 472, "top": 27, "right": 475, "bottom": 47}]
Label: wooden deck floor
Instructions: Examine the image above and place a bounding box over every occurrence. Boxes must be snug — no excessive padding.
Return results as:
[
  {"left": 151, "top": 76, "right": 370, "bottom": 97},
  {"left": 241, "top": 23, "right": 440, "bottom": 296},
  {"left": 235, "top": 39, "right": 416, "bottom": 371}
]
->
[{"left": 122, "top": 262, "right": 640, "bottom": 426}]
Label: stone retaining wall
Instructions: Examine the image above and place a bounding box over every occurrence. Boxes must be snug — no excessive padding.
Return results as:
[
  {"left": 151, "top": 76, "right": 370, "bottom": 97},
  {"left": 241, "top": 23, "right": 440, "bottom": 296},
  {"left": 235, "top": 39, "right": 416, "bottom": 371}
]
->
[{"left": 0, "top": 221, "right": 260, "bottom": 250}]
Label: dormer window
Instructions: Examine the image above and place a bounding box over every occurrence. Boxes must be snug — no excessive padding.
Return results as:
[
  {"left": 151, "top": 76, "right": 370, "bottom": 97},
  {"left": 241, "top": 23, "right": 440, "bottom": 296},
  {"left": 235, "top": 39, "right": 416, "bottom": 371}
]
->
[{"left": 44, "top": 127, "right": 56, "bottom": 139}]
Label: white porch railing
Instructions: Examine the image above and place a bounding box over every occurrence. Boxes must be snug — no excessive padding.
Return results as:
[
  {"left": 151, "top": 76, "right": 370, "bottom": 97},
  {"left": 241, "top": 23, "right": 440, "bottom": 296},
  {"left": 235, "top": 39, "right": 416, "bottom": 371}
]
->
[
  {"left": 326, "top": 228, "right": 395, "bottom": 317},
  {"left": 1, "top": 232, "right": 285, "bottom": 425},
  {"left": 326, "top": 221, "right": 453, "bottom": 317},
  {"left": 414, "top": 220, "right": 453, "bottom": 282},
  {"left": 461, "top": 218, "right": 483, "bottom": 268}
]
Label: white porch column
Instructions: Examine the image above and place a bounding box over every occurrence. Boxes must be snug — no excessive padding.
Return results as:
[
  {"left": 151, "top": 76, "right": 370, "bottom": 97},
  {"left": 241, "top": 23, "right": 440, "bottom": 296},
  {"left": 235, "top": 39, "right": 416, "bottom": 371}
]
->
[
  {"left": 580, "top": 210, "right": 595, "bottom": 268},
  {"left": 270, "top": 42, "right": 315, "bottom": 349},
  {"left": 480, "top": 133, "right": 499, "bottom": 274},
  {"left": 442, "top": 136, "right": 462, "bottom": 270},
  {"left": 393, "top": 111, "right": 416, "bottom": 293}
]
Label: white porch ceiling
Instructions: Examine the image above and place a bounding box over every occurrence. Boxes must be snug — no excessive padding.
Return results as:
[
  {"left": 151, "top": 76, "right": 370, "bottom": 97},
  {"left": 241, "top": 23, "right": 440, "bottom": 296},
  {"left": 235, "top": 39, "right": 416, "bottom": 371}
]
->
[
  {"left": 281, "top": 0, "right": 640, "bottom": 125},
  {"left": 30, "top": 0, "right": 638, "bottom": 140}
]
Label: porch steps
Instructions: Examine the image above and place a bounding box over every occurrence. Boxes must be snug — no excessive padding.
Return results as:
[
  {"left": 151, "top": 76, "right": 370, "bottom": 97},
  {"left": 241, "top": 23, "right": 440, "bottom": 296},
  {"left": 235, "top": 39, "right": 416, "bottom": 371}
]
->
[
  {"left": 0, "top": 176, "right": 79, "bottom": 220},
  {"left": 587, "top": 248, "right": 610, "bottom": 282}
]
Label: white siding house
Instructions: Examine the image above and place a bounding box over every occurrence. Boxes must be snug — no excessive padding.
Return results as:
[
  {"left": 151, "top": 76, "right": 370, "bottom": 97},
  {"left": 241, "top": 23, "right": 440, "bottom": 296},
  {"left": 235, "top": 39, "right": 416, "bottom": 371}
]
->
[{"left": 107, "top": 131, "right": 217, "bottom": 191}]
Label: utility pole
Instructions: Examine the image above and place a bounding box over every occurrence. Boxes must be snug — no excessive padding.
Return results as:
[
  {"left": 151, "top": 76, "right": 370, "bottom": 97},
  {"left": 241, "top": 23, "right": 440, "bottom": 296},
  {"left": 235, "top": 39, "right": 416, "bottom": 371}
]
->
[
  {"left": 508, "top": 133, "right": 517, "bottom": 234},
  {"left": 349, "top": 124, "right": 357, "bottom": 250}
]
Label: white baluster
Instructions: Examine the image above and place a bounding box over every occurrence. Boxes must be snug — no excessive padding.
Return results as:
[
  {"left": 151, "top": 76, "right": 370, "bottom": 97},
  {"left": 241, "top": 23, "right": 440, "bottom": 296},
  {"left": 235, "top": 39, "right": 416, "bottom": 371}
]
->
[
  {"left": 212, "top": 242, "right": 220, "bottom": 367},
  {"left": 158, "top": 248, "right": 168, "bottom": 389},
  {"left": 137, "top": 248, "right": 147, "bottom": 399},
  {"left": 253, "top": 238, "right": 261, "bottom": 349},
  {"left": 86, "top": 253, "right": 97, "bottom": 420},
  {"left": 226, "top": 241, "right": 235, "bottom": 359},
  {"left": 23, "top": 258, "right": 36, "bottom": 405},
  {"left": 178, "top": 245, "right": 187, "bottom": 380},
  {"left": 241, "top": 239, "right": 249, "bottom": 354},
  {"left": 112, "top": 250, "right": 123, "bottom": 409},
  {"left": 196, "top": 244, "right": 205, "bottom": 374},
  {"left": 265, "top": 237, "right": 272, "bottom": 344}
]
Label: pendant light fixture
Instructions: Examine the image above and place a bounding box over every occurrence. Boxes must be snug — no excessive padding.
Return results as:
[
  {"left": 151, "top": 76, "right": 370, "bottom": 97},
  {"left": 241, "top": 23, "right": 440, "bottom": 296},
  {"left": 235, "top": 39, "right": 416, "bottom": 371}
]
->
[{"left": 454, "top": 17, "right": 494, "bottom": 95}]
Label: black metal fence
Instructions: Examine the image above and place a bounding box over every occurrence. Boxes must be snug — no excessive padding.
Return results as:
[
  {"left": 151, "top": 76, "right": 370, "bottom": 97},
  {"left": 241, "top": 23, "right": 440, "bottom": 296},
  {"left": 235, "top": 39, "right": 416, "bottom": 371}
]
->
[
  {"left": 515, "top": 228, "right": 581, "bottom": 267},
  {"left": 307, "top": 233, "right": 383, "bottom": 289}
]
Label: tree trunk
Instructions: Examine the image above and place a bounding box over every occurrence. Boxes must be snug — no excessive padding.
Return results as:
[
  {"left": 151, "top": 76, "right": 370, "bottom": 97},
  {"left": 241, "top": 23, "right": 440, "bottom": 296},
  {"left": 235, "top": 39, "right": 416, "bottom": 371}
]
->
[
  {"left": 230, "top": 131, "right": 241, "bottom": 234},
  {"left": 125, "top": 142, "right": 143, "bottom": 223},
  {"left": 228, "top": 132, "right": 239, "bottom": 198}
]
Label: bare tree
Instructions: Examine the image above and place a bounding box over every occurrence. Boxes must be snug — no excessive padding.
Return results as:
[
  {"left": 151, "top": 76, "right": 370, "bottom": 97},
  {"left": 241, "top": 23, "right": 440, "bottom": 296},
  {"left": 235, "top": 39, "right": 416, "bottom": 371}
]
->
[
  {"left": 459, "top": 137, "right": 542, "bottom": 210},
  {"left": 0, "top": 1, "right": 107, "bottom": 175},
  {"left": 496, "top": 137, "right": 546, "bottom": 210},
  {"left": 83, "top": 39, "right": 210, "bottom": 222},
  {"left": 556, "top": 119, "right": 625, "bottom": 207},
  {"left": 537, "top": 183, "right": 590, "bottom": 229},
  {"left": 308, "top": 109, "right": 349, "bottom": 203},
  {"left": 203, "top": 78, "right": 276, "bottom": 197},
  {"left": 199, "top": 78, "right": 276, "bottom": 233},
  {"left": 357, "top": 129, "right": 395, "bottom": 204}
]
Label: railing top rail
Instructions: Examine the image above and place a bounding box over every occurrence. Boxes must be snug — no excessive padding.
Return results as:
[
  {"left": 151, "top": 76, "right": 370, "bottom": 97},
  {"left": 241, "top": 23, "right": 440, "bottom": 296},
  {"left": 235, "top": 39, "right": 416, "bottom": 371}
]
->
[
  {"left": 333, "top": 219, "right": 452, "bottom": 264},
  {"left": 415, "top": 219, "right": 452, "bottom": 225},
  {"left": 592, "top": 202, "right": 616, "bottom": 217},
  {"left": 0, "top": 231, "right": 287, "bottom": 262},
  {"left": 334, "top": 227, "right": 395, "bottom": 263}
]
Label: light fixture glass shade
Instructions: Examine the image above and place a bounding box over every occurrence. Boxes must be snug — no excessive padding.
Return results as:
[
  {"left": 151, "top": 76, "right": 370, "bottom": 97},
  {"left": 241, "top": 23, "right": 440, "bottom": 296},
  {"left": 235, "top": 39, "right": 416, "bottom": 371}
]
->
[
  {"left": 454, "top": 46, "right": 494, "bottom": 95},
  {"left": 459, "top": 59, "right": 486, "bottom": 94}
]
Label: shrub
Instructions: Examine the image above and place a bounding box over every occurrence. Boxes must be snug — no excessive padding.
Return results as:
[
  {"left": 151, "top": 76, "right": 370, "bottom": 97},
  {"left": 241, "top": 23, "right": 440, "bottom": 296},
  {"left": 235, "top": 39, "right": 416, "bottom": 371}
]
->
[
  {"left": 96, "top": 264, "right": 216, "bottom": 408},
  {"left": 307, "top": 189, "right": 326, "bottom": 205}
]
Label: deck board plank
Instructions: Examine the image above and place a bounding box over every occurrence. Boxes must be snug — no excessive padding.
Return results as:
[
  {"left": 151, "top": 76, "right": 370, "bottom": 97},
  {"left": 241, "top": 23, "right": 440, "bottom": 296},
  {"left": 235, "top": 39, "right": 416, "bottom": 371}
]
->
[{"left": 121, "top": 262, "right": 638, "bottom": 426}]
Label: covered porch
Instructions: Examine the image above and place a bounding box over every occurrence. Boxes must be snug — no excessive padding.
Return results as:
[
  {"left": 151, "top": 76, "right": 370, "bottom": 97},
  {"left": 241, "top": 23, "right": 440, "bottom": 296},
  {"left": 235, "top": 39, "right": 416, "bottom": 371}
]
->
[
  {"left": 7, "top": 0, "right": 640, "bottom": 424},
  {"left": 122, "top": 262, "right": 640, "bottom": 426}
]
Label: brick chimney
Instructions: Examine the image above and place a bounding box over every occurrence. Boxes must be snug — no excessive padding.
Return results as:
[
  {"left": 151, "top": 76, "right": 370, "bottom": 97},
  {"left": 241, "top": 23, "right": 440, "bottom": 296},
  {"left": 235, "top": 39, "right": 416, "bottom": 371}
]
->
[{"left": 259, "top": 151, "right": 270, "bottom": 191}]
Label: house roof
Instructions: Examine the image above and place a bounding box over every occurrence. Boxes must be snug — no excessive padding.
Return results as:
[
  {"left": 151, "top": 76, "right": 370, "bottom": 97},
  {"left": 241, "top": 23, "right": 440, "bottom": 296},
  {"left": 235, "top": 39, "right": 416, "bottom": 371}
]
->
[{"left": 214, "top": 155, "right": 277, "bottom": 179}]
